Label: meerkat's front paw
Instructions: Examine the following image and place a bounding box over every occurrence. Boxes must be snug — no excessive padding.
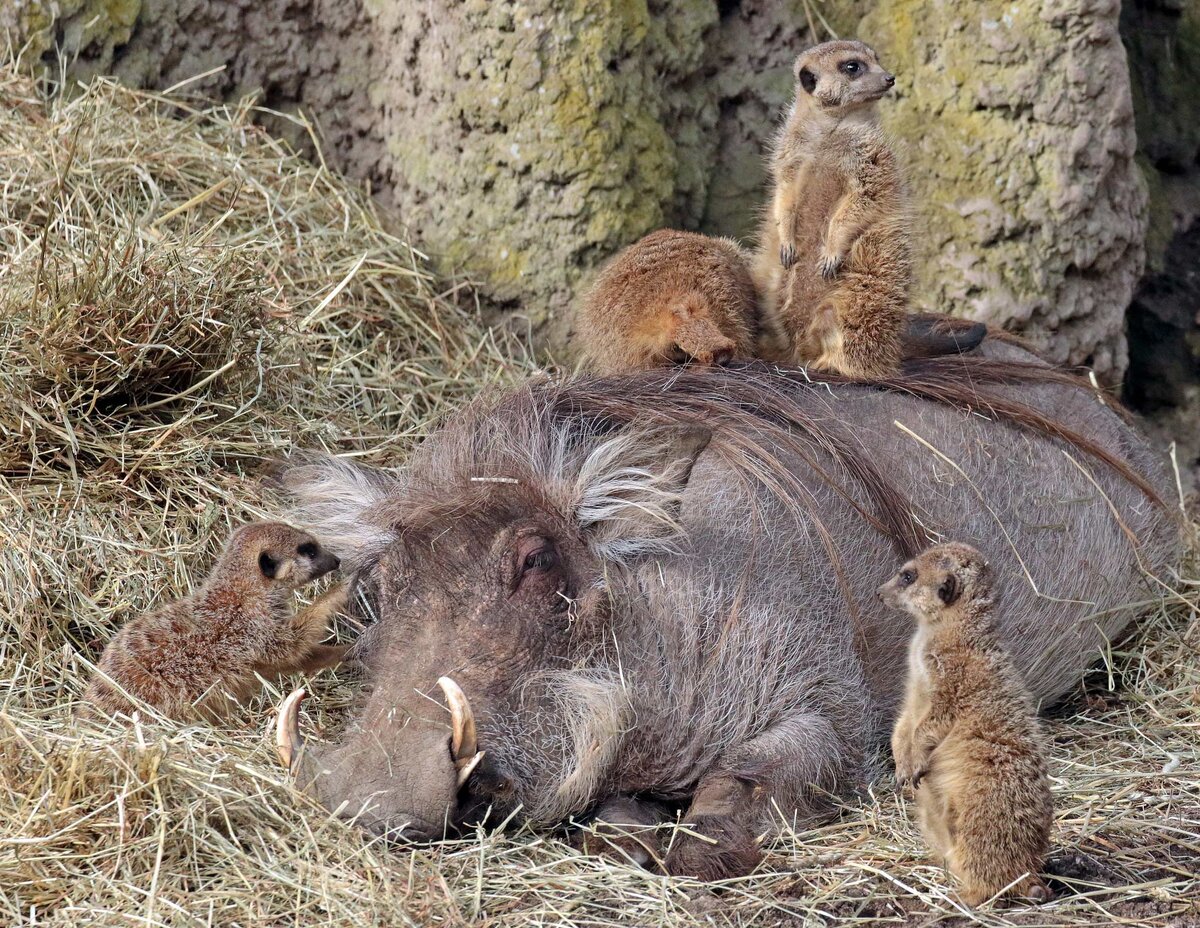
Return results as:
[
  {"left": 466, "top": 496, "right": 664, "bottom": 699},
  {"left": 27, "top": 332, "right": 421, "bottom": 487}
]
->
[
  {"left": 315, "top": 582, "right": 349, "bottom": 612},
  {"left": 780, "top": 242, "right": 798, "bottom": 269},
  {"left": 894, "top": 751, "right": 929, "bottom": 791},
  {"left": 817, "top": 249, "right": 842, "bottom": 279}
]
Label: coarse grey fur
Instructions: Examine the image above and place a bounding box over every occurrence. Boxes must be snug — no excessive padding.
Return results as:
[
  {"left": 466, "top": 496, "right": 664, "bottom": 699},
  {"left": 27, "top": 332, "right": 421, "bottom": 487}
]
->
[{"left": 277, "top": 343, "right": 1180, "bottom": 879}]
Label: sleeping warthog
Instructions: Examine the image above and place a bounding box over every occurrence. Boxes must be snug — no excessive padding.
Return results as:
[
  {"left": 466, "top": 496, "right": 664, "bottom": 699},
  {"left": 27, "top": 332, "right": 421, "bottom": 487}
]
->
[{"left": 274, "top": 346, "right": 1179, "bottom": 879}]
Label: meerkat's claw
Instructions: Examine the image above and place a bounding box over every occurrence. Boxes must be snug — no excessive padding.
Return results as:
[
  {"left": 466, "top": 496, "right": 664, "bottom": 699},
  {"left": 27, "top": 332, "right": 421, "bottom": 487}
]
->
[
  {"left": 818, "top": 251, "right": 842, "bottom": 279},
  {"left": 780, "top": 244, "right": 797, "bottom": 269}
]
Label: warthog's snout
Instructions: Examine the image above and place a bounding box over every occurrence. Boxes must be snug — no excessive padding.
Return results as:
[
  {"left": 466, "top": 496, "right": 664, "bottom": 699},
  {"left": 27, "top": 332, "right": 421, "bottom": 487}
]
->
[{"left": 274, "top": 680, "right": 486, "bottom": 840}]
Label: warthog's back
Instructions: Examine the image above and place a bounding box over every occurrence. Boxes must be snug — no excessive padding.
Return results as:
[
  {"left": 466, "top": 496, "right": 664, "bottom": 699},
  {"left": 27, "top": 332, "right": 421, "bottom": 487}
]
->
[{"left": 673, "top": 348, "right": 1179, "bottom": 715}]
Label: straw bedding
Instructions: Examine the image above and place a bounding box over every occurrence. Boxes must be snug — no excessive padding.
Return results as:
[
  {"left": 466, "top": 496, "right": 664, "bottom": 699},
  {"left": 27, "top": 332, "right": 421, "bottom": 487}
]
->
[{"left": 0, "top": 63, "right": 1197, "bottom": 927}]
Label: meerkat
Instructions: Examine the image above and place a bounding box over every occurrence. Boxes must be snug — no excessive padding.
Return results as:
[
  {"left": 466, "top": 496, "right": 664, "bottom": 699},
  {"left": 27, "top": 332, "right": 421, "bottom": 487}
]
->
[
  {"left": 577, "top": 229, "right": 759, "bottom": 374},
  {"left": 86, "top": 522, "right": 348, "bottom": 721},
  {"left": 755, "top": 39, "right": 910, "bottom": 378},
  {"left": 879, "top": 542, "right": 1052, "bottom": 906}
]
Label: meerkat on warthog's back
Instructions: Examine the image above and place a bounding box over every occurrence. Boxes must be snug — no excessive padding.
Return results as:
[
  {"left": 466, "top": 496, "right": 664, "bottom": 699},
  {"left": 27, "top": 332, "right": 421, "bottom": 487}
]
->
[
  {"left": 756, "top": 39, "right": 911, "bottom": 378},
  {"left": 87, "top": 522, "right": 349, "bottom": 721},
  {"left": 880, "top": 542, "right": 1053, "bottom": 906},
  {"left": 577, "top": 229, "right": 759, "bottom": 374}
]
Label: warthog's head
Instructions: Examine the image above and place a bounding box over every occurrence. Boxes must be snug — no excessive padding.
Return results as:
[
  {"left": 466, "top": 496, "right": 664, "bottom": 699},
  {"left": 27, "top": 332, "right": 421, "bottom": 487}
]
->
[{"left": 273, "top": 392, "right": 711, "bottom": 840}]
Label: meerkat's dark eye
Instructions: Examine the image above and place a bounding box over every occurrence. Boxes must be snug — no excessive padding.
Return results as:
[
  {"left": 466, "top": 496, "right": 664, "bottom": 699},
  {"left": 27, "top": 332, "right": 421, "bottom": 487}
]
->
[
  {"left": 899, "top": 569, "right": 916, "bottom": 586},
  {"left": 297, "top": 541, "right": 319, "bottom": 558},
  {"left": 841, "top": 60, "right": 863, "bottom": 76},
  {"left": 669, "top": 344, "right": 690, "bottom": 364}
]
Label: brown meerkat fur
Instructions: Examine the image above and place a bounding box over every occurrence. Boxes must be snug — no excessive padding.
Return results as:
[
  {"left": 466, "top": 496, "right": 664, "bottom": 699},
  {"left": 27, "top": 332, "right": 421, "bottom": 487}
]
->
[
  {"left": 755, "top": 39, "right": 910, "bottom": 378},
  {"left": 86, "top": 522, "right": 348, "bottom": 720},
  {"left": 577, "top": 228, "right": 759, "bottom": 374},
  {"left": 879, "top": 542, "right": 1052, "bottom": 906}
]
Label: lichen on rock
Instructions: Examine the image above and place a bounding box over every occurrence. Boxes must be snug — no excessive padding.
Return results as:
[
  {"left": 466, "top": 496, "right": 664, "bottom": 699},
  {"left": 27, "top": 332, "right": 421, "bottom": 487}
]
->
[
  {"left": 2, "top": 0, "right": 141, "bottom": 68},
  {"left": 862, "top": 0, "right": 1146, "bottom": 378},
  {"left": 364, "top": 0, "right": 720, "bottom": 343}
]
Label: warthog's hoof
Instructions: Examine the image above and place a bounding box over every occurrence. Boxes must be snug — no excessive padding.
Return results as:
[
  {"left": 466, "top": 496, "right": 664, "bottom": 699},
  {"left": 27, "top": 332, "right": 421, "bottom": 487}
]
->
[
  {"left": 665, "top": 814, "right": 762, "bottom": 881},
  {"left": 574, "top": 822, "right": 666, "bottom": 870}
]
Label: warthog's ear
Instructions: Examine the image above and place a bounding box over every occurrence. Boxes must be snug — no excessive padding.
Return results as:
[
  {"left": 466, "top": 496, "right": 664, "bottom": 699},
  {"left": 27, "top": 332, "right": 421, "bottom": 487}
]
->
[
  {"left": 269, "top": 456, "right": 401, "bottom": 570},
  {"left": 572, "top": 424, "right": 712, "bottom": 564}
]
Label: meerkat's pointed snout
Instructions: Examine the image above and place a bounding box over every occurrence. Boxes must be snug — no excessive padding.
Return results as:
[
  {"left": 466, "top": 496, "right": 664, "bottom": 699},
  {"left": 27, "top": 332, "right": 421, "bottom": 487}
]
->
[{"left": 884, "top": 73, "right": 896, "bottom": 87}]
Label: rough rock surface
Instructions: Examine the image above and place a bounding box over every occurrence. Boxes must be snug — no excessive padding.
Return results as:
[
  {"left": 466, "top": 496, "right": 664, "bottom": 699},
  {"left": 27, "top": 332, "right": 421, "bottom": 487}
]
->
[
  {"left": 863, "top": 0, "right": 1146, "bottom": 378},
  {"left": 1121, "top": 0, "right": 1200, "bottom": 489},
  {"left": 362, "top": 0, "right": 719, "bottom": 344},
  {"left": 3, "top": 0, "right": 1191, "bottom": 384}
]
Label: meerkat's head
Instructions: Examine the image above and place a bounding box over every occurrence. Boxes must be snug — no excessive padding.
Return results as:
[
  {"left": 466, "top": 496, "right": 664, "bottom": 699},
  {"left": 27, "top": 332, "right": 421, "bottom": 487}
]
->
[
  {"left": 226, "top": 522, "right": 341, "bottom": 589},
  {"left": 618, "top": 294, "right": 738, "bottom": 370},
  {"left": 877, "top": 542, "right": 992, "bottom": 622},
  {"left": 665, "top": 293, "right": 738, "bottom": 366},
  {"left": 792, "top": 40, "right": 895, "bottom": 113}
]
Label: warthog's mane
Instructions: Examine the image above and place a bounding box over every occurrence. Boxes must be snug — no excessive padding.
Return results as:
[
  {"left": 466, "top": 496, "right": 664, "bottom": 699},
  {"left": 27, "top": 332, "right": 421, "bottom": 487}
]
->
[{"left": 285, "top": 355, "right": 1164, "bottom": 581}]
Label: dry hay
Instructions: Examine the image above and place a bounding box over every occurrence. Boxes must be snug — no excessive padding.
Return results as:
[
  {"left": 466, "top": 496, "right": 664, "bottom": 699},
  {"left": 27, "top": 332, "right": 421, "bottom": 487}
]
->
[{"left": 1, "top": 61, "right": 1198, "bottom": 928}]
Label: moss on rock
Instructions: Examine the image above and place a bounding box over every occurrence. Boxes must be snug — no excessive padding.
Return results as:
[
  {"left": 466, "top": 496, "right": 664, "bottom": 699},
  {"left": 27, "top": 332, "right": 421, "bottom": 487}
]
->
[
  {"left": 365, "top": 0, "right": 720, "bottom": 341},
  {"left": 861, "top": 0, "right": 1146, "bottom": 377},
  {"left": 2, "top": 0, "right": 140, "bottom": 68}
]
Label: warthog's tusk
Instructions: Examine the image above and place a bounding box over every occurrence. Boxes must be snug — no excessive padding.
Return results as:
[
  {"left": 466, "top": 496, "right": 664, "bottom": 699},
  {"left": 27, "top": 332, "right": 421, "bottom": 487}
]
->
[
  {"left": 275, "top": 687, "right": 307, "bottom": 773},
  {"left": 456, "top": 750, "right": 485, "bottom": 788},
  {"left": 437, "top": 676, "right": 484, "bottom": 786},
  {"left": 436, "top": 676, "right": 478, "bottom": 759}
]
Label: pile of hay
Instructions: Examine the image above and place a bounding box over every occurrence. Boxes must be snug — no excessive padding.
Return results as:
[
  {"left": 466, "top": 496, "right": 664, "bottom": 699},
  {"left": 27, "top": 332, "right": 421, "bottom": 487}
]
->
[{"left": 1, "top": 62, "right": 1197, "bottom": 927}]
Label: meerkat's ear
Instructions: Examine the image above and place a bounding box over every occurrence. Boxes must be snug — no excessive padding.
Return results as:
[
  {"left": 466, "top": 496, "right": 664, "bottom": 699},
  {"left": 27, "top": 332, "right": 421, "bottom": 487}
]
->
[
  {"left": 798, "top": 66, "right": 818, "bottom": 95},
  {"left": 937, "top": 573, "right": 960, "bottom": 606},
  {"left": 258, "top": 551, "right": 295, "bottom": 581}
]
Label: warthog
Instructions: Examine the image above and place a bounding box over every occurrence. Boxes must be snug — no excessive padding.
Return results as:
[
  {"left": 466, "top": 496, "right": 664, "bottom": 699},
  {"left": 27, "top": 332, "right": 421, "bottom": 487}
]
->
[{"left": 274, "top": 345, "right": 1179, "bottom": 880}]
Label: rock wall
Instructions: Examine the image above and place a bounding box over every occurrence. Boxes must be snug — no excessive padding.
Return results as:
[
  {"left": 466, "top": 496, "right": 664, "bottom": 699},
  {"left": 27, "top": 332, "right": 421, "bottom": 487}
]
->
[
  {"left": 5, "top": 0, "right": 1195, "bottom": 385},
  {"left": 864, "top": 0, "right": 1145, "bottom": 378},
  {"left": 1122, "top": 0, "right": 1200, "bottom": 489}
]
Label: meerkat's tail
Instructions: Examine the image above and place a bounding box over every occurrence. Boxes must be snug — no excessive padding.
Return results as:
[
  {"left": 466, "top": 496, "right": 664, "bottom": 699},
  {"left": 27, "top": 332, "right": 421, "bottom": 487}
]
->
[{"left": 901, "top": 313, "right": 987, "bottom": 360}]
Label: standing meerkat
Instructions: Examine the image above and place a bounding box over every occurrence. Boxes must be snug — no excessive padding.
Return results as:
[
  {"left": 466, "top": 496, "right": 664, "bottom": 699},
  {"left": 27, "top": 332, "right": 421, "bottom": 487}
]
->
[
  {"left": 87, "top": 522, "right": 348, "bottom": 720},
  {"left": 577, "top": 229, "right": 759, "bottom": 374},
  {"left": 755, "top": 39, "right": 910, "bottom": 378},
  {"left": 879, "top": 542, "right": 1052, "bottom": 906}
]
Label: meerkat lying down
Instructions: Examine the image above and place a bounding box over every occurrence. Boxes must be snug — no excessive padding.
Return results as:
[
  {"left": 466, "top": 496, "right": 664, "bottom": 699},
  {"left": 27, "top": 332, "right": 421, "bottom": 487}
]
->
[
  {"left": 576, "top": 228, "right": 759, "bottom": 374},
  {"left": 880, "top": 542, "right": 1053, "bottom": 906},
  {"left": 87, "top": 522, "right": 348, "bottom": 721}
]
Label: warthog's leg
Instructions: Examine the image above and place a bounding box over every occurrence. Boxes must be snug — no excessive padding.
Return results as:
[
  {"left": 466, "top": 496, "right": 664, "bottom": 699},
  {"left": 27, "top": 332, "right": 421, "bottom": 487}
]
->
[
  {"left": 572, "top": 796, "right": 673, "bottom": 869},
  {"left": 666, "top": 711, "right": 859, "bottom": 880},
  {"left": 664, "top": 775, "right": 762, "bottom": 881}
]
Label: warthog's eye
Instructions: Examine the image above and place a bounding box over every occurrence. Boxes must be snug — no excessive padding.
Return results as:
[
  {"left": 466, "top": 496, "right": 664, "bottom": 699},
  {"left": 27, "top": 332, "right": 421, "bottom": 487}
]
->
[
  {"left": 523, "top": 548, "right": 556, "bottom": 573},
  {"left": 899, "top": 569, "right": 916, "bottom": 586},
  {"left": 511, "top": 533, "right": 563, "bottom": 595}
]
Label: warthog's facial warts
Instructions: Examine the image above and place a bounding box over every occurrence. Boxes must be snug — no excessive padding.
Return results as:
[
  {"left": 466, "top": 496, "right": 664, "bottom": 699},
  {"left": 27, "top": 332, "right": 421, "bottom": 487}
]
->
[{"left": 280, "top": 422, "right": 711, "bottom": 841}]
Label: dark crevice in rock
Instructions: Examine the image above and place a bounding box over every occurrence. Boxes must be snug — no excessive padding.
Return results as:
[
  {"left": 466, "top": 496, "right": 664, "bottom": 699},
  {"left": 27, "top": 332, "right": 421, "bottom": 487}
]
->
[
  {"left": 1124, "top": 219, "right": 1200, "bottom": 490},
  {"left": 1124, "top": 220, "right": 1200, "bottom": 413}
]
